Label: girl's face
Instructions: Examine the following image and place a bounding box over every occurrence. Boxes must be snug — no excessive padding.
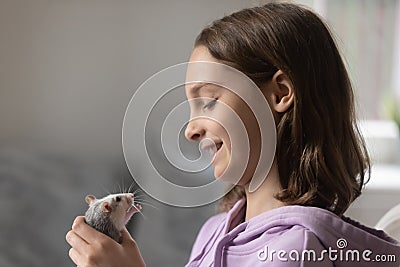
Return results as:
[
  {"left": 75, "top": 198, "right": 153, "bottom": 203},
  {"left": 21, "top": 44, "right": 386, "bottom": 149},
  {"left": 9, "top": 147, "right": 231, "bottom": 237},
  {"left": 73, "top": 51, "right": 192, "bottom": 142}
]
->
[{"left": 184, "top": 46, "right": 262, "bottom": 184}]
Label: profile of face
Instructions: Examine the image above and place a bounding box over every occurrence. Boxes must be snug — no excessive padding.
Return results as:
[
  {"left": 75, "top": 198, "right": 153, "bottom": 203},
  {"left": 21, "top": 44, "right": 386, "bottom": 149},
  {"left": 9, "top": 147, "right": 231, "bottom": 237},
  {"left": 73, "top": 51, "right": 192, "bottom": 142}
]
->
[{"left": 184, "top": 46, "right": 294, "bottom": 186}]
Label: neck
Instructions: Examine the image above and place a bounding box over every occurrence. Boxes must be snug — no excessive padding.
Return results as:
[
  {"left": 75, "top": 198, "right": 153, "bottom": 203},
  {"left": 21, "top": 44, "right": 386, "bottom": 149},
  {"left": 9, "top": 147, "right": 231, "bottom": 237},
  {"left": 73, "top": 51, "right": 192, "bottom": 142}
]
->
[{"left": 244, "top": 160, "right": 284, "bottom": 221}]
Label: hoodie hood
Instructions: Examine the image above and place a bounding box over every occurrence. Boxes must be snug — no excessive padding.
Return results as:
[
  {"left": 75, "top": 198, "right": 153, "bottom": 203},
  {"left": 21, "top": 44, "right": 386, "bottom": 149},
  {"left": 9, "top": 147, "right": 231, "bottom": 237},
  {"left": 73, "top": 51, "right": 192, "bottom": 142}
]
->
[
  {"left": 187, "top": 198, "right": 400, "bottom": 267},
  {"left": 242, "top": 201, "right": 400, "bottom": 266}
]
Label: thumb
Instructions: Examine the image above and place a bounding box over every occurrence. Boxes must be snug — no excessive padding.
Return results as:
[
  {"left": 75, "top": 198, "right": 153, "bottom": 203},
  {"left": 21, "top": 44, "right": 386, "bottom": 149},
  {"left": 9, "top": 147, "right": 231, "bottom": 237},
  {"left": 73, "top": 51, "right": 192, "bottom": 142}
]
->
[
  {"left": 120, "top": 228, "right": 146, "bottom": 266},
  {"left": 120, "top": 227, "right": 137, "bottom": 247}
]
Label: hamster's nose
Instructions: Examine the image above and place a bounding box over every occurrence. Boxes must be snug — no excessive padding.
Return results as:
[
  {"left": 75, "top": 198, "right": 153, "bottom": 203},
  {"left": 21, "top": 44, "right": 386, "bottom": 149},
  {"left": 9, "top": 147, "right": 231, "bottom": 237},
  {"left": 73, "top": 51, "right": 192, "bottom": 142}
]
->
[
  {"left": 126, "top": 195, "right": 133, "bottom": 205},
  {"left": 185, "top": 119, "right": 205, "bottom": 142}
]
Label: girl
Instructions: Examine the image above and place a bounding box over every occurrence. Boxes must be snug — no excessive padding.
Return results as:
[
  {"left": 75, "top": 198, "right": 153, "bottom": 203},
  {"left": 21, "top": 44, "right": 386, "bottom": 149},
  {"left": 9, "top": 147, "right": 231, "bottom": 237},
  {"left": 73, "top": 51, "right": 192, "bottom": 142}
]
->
[{"left": 66, "top": 3, "right": 400, "bottom": 266}]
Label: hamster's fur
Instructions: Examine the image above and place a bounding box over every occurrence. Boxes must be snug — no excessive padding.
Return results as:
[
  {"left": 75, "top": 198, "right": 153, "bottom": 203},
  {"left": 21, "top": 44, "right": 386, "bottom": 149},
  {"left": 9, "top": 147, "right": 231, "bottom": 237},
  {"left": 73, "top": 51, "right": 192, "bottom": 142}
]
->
[{"left": 84, "top": 193, "right": 141, "bottom": 243}]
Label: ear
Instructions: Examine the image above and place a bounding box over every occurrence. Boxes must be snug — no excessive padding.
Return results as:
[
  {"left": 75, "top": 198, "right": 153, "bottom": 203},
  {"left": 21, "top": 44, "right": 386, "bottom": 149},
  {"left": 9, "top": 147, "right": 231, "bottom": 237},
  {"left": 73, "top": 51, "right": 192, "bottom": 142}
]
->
[
  {"left": 85, "top": 195, "right": 96, "bottom": 205},
  {"left": 101, "top": 202, "right": 112, "bottom": 213},
  {"left": 263, "top": 70, "right": 294, "bottom": 113}
]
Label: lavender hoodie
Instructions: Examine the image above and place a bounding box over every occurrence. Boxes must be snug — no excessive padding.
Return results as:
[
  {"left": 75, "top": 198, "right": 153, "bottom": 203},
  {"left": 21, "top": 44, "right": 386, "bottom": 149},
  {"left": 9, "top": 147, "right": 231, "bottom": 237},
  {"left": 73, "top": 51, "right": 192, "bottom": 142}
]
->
[{"left": 186, "top": 199, "right": 400, "bottom": 267}]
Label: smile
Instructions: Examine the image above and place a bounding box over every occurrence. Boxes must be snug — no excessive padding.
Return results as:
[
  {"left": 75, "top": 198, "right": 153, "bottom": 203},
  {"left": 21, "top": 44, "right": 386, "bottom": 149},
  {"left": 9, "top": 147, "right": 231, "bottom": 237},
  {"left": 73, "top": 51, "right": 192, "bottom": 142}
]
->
[
  {"left": 210, "top": 142, "right": 223, "bottom": 163},
  {"left": 199, "top": 139, "right": 223, "bottom": 164},
  {"left": 201, "top": 140, "right": 223, "bottom": 155}
]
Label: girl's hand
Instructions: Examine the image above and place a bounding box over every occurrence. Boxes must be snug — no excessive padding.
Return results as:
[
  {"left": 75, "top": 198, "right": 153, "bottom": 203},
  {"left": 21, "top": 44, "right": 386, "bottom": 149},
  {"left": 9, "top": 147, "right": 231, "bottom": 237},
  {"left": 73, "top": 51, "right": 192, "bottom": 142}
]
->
[{"left": 66, "top": 216, "right": 146, "bottom": 267}]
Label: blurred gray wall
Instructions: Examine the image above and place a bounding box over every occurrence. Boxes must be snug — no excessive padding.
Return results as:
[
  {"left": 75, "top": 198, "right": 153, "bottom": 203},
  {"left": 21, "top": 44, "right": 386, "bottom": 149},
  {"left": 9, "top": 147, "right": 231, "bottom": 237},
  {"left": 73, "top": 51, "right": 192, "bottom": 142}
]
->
[
  {"left": 2, "top": 1, "right": 399, "bottom": 266},
  {"left": 0, "top": 0, "right": 260, "bottom": 160},
  {"left": 0, "top": 0, "right": 263, "bottom": 266}
]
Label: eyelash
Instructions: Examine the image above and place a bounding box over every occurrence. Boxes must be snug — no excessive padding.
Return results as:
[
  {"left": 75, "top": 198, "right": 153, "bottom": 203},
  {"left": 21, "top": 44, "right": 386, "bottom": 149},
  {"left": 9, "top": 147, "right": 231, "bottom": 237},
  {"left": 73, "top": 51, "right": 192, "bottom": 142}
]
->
[{"left": 202, "top": 99, "right": 217, "bottom": 111}]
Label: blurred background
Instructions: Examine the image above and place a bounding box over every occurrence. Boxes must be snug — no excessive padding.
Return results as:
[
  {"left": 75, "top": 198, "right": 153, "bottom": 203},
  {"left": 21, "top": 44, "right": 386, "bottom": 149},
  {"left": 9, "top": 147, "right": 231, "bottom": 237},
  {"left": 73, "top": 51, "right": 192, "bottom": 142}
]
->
[{"left": 0, "top": 0, "right": 400, "bottom": 266}]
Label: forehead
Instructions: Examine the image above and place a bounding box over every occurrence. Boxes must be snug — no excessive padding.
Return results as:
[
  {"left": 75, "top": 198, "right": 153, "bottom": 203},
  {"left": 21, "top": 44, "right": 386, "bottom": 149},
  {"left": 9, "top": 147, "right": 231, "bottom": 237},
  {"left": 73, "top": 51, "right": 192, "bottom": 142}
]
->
[
  {"left": 185, "top": 46, "right": 221, "bottom": 97},
  {"left": 189, "top": 45, "right": 217, "bottom": 63}
]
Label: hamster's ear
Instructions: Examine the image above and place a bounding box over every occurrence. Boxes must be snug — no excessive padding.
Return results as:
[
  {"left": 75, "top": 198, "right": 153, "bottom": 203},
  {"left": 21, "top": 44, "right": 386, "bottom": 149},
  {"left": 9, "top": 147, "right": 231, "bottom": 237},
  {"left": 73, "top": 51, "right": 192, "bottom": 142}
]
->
[
  {"left": 101, "top": 202, "right": 112, "bottom": 213},
  {"left": 85, "top": 195, "right": 96, "bottom": 205}
]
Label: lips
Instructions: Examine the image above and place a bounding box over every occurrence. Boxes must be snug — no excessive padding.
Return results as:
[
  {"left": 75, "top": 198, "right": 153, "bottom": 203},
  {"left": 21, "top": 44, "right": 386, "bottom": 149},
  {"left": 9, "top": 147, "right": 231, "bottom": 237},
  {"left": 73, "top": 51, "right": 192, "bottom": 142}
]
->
[
  {"left": 212, "top": 142, "right": 223, "bottom": 163},
  {"left": 200, "top": 140, "right": 223, "bottom": 164},
  {"left": 200, "top": 140, "right": 223, "bottom": 154}
]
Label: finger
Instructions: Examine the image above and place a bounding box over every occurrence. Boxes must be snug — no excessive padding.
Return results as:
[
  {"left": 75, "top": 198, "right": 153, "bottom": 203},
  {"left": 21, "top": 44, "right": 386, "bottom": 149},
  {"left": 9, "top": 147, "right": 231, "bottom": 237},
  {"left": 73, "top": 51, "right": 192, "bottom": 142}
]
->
[
  {"left": 120, "top": 228, "right": 146, "bottom": 265},
  {"left": 120, "top": 227, "right": 134, "bottom": 245},
  {"left": 72, "top": 216, "right": 107, "bottom": 243},
  {"left": 66, "top": 230, "right": 89, "bottom": 250},
  {"left": 72, "top": 216, "right": 86, "bottom": 229},
  {"left": 68, "top": 248, "right": 81, "bottom": 266},
  {"left": 120, "top": 229, "right": 146, "bottom": 265}
]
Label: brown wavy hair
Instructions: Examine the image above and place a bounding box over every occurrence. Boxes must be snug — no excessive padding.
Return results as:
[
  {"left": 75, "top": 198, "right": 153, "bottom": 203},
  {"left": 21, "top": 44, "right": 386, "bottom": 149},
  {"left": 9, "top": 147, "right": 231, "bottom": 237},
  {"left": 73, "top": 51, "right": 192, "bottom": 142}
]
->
[{"left": 195, "top": 2, "right": 370, "bottom": 216}]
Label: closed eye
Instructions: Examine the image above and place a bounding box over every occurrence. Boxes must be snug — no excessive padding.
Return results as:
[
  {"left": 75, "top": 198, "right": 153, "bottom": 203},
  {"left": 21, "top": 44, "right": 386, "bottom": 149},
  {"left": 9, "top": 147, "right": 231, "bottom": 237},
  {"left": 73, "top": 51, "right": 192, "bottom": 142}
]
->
[{"left": 202, "top": 99, "right": 217, "bottom": 111}]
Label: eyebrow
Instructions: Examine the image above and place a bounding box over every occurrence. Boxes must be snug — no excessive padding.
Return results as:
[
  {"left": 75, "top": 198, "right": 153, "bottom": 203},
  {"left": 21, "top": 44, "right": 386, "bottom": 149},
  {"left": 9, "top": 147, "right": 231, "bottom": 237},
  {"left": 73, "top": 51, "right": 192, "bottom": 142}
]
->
[{"left": 187, "top": 82, "right": 209, "bottom": 94}]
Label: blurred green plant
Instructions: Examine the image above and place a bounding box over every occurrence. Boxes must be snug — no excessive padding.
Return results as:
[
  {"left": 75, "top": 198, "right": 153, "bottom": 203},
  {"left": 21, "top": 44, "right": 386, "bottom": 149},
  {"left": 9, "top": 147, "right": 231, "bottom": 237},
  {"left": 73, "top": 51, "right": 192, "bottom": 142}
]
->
[{"left": 383, "top": 94, "right": 400, "bottom": 131}]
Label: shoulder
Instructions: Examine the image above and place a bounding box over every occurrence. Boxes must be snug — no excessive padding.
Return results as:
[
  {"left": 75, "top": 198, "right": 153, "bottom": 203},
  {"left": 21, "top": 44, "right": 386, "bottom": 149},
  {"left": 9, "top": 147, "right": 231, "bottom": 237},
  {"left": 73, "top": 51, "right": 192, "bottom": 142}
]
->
[
  {"left": 201, "top": 212, "right": 226, "bottom": 229},
  {"left": 193, "top": 212, "right": 226, "bottom": 244},
  {"left": 194, "top": 212, "right": 226, "bottom": 244},
  {"left": 188, "top": 212, "right": 227, "bottom": 261}
]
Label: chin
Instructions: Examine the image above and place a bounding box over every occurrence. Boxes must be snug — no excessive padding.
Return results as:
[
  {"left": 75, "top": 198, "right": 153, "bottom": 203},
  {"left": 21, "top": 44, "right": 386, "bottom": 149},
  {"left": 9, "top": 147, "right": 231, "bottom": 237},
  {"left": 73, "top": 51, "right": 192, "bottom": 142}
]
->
[
  {"left": 214, "top": 165, "right": 238, "bottom": 183},
  {"left": 214, "top": 163, "right": 254, "bottom": 186}
]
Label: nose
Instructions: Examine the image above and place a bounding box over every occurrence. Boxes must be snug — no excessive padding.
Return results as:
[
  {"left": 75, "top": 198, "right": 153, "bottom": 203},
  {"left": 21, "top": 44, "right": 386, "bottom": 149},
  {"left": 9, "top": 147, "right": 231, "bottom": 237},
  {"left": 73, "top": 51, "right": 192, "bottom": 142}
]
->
[
  {"left": 126, "top": 194, "right": 133, "bottom": 205},
  {"left": 185, "top": 119, "right": 205, "bottom": 142}
]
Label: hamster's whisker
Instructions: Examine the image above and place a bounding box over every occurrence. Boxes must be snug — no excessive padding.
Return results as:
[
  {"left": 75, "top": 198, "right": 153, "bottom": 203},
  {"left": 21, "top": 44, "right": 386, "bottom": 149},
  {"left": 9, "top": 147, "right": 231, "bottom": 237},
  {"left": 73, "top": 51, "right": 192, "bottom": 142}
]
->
[
  {"left": 129, "top": 186, "right": 142, "bottom": 195},
  {"left": 132, "top": 192, "right": 148, "bottom": 199},
  {"left": 133, "top": 195, "right": 147, "bottom": 200},
  {"left": 134, "top": 200, "right": 159, "bottom": 210},
  {"left": 133, "top": 197, "right": 153, "bottom": 204},
  {"left": 127, "top": 205, "right": 137, "bottom": 213},
  {"left": 133, "top": 198, "right": 155, "bottom": 205},
  {"left": 100, "top": 183, "right": 112, "bottom": 195},
  {"left": 135, "top": 209, "right": 147, "bottom": 220},
  {"left": 133, "top": 195, "right": 147, "bottom": 201},
  {"left": 135, "top": 200, "right": 159, "bottom": 209},
  {"left": 127, "top": 182, "right": 135, "bottom": 194},
  {"left": 128, "top": 203, "right": 147, "bottom": 220},
  {"left": 132, "top": 188, "right": 144, "bottom": 196},
  {"left": 123, "top": 177, "right": 130, "bottom": 194},
  {"left": 111, "top": 183, "right": 118, "bottom": 194}
]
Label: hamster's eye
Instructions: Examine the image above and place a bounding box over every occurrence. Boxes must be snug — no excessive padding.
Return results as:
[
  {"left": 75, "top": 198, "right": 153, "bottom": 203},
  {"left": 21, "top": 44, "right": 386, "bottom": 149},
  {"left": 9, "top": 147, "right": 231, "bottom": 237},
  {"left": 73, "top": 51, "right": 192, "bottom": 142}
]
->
[{"left": 116, "top": 196, "right": 121, "bottom": 202}]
